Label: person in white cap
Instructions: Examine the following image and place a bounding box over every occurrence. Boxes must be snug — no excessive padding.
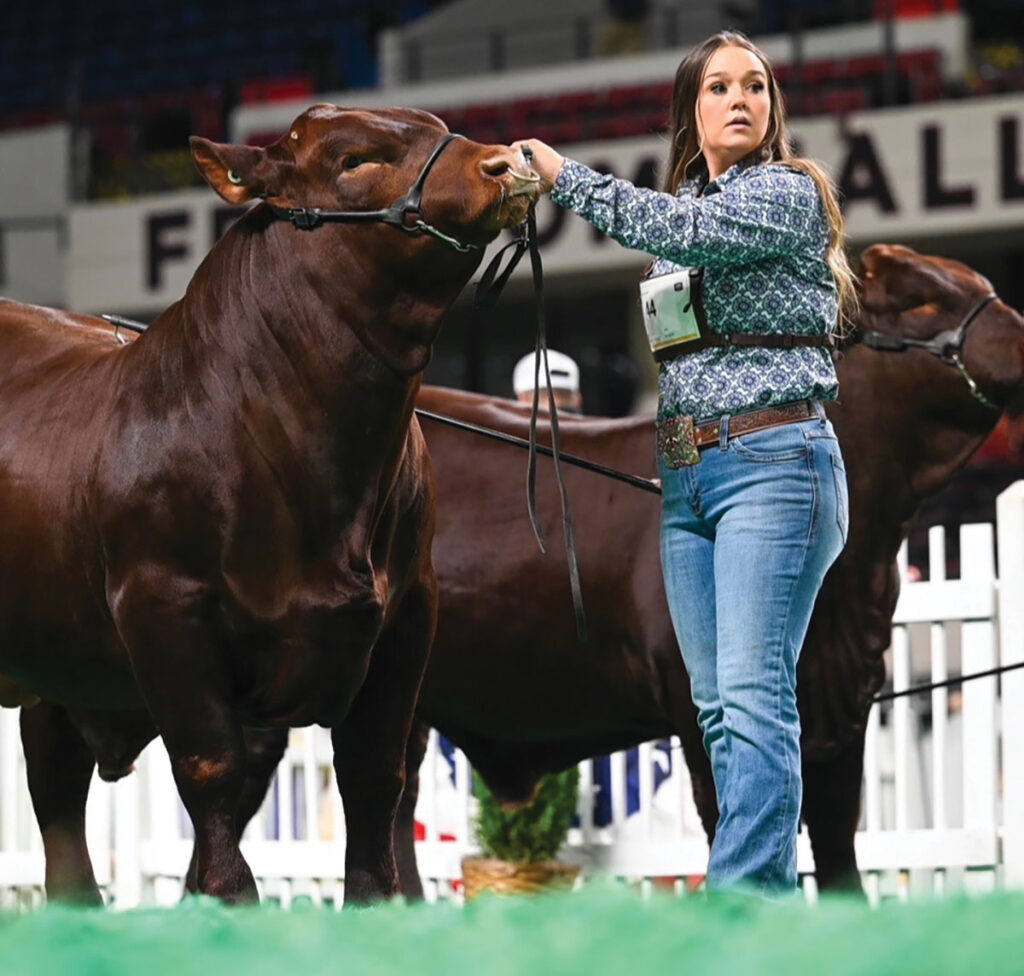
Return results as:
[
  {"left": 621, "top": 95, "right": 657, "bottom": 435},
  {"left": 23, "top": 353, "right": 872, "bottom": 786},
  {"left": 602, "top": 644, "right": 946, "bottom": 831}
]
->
[{"left": 512, "top": 349, "right": 582, "bottom": 413}]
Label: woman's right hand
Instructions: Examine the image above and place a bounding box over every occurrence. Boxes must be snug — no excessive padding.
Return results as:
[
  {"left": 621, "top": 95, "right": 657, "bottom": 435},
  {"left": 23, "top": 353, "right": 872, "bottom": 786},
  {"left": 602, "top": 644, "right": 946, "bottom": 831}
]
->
[{"left": 511, "top": 139, "right": 565, "bottom": 192}]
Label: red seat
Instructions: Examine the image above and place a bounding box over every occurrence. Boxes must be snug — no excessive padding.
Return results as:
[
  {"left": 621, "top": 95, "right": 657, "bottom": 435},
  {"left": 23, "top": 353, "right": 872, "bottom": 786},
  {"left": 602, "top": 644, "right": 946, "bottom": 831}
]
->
[
  {"left": 240, "top": 75, "right": 313, "bottom": 105},
  {"left": 607, "top": 83, "right": 656, "bottom": 110},
  {"left": 797, "top": 59, "right": 835, "bottom": 86},
  {"left": 554, "top": 91, "right": 599, "bottom": 115},
  {"left": 823, "top": 87, "right": 869, "bottom": 116},
  {"left": 592, "top": 115, "right": 646, "bottom": 140},
  {"left": 899, "top": 49, "right": 943, "bottom": 101},
  {"left": 512, "top": 96, "right": 549, "bottom": 128},
  {"left": 782, "top": 90, "right": 821, "bottom": 117},
  {"left": 638, "top": 109, "right": 669, "bottom": 133},
  {"left": 845, "top": 54, "right": 886, "bottom": 80}
]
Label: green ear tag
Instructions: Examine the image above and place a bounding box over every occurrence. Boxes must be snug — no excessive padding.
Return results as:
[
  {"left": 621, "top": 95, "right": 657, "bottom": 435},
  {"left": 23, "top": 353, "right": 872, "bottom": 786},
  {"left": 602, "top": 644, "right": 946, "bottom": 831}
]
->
[{"left": 656, "top": 415, "right": 701, "bottom": 468}]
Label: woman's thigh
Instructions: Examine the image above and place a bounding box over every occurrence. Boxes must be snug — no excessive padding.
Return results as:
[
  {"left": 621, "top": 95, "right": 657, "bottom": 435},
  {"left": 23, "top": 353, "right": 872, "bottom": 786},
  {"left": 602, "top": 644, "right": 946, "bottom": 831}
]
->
[
  {"left": 658, "top": 463, "right": 718, "bottom": 710},
  {"left": 701, "top": 418, "right": 847, "bottom": 710}
]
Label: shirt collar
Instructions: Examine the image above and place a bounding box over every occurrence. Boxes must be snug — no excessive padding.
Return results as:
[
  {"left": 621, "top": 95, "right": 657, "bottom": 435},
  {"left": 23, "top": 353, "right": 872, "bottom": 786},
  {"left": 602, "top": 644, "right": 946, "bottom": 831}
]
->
[
  {"left": 712, "top": 156, "right": 758, "bottom": 189},
  {"left": 680, "top": 155, "right": 760, "bottom": 196}
]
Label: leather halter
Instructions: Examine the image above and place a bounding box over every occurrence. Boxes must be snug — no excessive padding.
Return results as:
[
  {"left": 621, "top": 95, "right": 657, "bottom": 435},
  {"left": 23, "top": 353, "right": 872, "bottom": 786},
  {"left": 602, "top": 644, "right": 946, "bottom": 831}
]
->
[
  {"left": 860, "top": 293, "right": 1001, "bottom": 410},
  {"left": 266, "top": 133, "right": 478, "bottom": 252}
]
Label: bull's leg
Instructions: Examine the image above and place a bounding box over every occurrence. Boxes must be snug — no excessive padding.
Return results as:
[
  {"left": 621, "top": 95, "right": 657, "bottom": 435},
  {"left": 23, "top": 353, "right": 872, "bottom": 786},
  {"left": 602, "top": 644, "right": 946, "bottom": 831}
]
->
[
  {"left": 681, "top": 727, "right": 718, "bottom": 843},
  {"left": 237, "top": 727, "right": 291, "bottom": 831},
  {"left": 395, "top": 718, "right": 430, "bottom": 900},
  {"left": 116, "top": 588, "right": 257, "bottom": 904},
  {"left": 331, "top": 582, "right": 436, "bottom": 905},
  {"left": 20, "top": 702, "right": 103, "bottom": 906},
  {"left": 801, "top": 728, "right": 868, "bottom": 895},
  {"left": 155, "top": 699, "right": 255, "bottom": 903},
  {"left": 151, "top": 689, "right": 256, "bottom": 903},
  {"left": 184, "top": 726, "right": 289, "bottom": 895}
]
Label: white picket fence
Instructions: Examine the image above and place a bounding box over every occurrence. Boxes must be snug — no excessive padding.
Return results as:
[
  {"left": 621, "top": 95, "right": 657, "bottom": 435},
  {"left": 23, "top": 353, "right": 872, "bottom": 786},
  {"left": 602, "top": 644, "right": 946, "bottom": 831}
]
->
[{"left": 1, "top": 481, "right": 1023, "bottom": 910}]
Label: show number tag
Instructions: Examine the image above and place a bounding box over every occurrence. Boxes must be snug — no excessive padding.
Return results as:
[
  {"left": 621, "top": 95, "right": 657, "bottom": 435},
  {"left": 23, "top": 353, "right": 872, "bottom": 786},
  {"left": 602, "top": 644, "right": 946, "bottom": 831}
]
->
[{"left": 639, "top": 268, "right": 701, "bottom": 355}]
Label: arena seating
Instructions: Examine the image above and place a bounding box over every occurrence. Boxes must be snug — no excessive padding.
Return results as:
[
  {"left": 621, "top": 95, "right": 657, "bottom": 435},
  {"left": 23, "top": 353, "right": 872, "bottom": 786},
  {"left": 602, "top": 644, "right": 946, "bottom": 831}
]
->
[
  {"left": 0, "top": 0, "right": 1009, "bottom": 200},
  {"left": 0, "top": 1, "right": 438, "bottom": 195},
  {"left": 0, "top": 0, "right": 395, "bottom": 133},
  {"left": 1, "top": 37, "right": 952, "bottom": 200},
  {"left": 239, "top": 48, "right": 942, "bottom": 151}
]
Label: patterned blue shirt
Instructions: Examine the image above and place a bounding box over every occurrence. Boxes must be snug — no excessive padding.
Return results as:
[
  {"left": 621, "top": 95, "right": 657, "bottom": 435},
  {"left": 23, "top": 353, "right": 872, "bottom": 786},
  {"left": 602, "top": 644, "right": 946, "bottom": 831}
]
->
[{"left": 550, "top": 157, "right": 839, "bottom": 421}]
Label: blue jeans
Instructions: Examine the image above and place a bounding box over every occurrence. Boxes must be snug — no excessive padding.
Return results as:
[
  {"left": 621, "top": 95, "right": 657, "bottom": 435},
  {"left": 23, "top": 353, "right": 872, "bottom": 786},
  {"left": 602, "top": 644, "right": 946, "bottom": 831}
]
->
[{"left": 658, "top": 404, "right": 848, "bottom": 895}]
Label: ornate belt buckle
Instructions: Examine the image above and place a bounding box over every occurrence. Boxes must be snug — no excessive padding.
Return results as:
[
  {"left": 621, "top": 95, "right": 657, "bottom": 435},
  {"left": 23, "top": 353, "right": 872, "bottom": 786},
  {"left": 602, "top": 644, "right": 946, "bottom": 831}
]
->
[{"left": 656, "top": 414, "right": 700, "bottom": 468}]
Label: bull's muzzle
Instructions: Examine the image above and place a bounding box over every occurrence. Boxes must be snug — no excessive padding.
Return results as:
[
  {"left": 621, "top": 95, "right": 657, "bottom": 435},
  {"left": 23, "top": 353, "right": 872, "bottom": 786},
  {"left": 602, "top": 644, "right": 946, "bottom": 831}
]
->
[{"left": 481, "top": 150, "right": 542, "bottom": 200}]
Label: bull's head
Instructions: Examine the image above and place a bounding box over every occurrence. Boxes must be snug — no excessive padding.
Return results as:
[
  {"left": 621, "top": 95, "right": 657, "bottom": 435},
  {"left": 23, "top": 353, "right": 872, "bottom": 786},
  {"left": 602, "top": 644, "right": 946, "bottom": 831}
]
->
[
  {"left": 857, "top": 243, "right": 1024, "bottom": 414},
  {"left": 858, "top": 243, "right": 982, "bottom": 317},
  {"left": 189, "top": 104, "right": 539, "bottom": 251}
]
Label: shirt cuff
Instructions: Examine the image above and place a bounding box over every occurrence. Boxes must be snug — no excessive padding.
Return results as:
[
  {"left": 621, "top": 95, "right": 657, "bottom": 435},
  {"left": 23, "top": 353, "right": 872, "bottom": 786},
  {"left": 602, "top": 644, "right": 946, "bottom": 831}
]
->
[{"left": 550, "top": 158, "right": 594, "bottom": 207}]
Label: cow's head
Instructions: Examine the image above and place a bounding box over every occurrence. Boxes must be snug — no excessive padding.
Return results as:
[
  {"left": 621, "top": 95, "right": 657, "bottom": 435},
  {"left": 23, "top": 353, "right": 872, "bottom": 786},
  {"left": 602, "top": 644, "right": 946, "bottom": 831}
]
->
[
  {"left": 859, "top": 243, "right": 988, "bottom": 318},
  {"left": 190, "top": 104, "right": 538, "bottom": 252},
  {"left": 857, "top": 244, "right": 1024, "bottom": 414}
]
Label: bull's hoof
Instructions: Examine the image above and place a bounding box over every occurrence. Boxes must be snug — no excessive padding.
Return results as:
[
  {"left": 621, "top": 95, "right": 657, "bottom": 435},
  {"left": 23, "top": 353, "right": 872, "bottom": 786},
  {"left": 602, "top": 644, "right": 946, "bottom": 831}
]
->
[
  {"left": 342, "top": 868, "right": 399, "bottom": 907},
  {"left": 195, "top": 860, "right": 260, "bottom": 905},
  {"left": 47, "top": 882, "right": 104, "bottom": 908},
  {"left": 212, "top": 885, "right": 260, "bottom": 906},
  {"left": 816, "top": 873, "right": 866, "bottom": 899},
  {"left": 97, "top": 761, "right": 136, "bottom": 783}
]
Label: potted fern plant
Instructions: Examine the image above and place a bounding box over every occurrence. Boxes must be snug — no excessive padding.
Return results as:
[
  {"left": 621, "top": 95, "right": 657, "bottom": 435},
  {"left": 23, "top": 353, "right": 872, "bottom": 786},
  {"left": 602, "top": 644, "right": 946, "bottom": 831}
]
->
[{"left": 462, "top": 766, "right": 581, "bottom": 900}]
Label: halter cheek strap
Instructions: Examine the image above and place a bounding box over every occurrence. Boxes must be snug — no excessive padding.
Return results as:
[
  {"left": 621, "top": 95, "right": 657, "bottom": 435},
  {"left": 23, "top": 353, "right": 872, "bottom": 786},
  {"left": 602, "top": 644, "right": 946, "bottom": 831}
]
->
[
  {"left": 266, "top": 134, "right": 478, "bottom": 252},
  {"left": 861, "top": 293, "right": 1000, "bottom": 410}
]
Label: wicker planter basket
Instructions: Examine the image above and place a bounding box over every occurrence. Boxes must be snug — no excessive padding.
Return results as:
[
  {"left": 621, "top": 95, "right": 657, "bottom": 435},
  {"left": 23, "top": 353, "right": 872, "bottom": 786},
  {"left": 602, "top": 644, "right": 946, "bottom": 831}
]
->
[{"left": 461, "top": 857, "right": 580, "bottom": 901}]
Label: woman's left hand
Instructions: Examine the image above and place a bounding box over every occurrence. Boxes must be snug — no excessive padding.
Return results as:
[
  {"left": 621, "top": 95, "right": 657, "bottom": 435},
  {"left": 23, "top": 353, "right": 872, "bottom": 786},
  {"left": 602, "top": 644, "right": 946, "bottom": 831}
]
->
[{"left": 511, "top": 139, "right": 565, "bottom": 192}]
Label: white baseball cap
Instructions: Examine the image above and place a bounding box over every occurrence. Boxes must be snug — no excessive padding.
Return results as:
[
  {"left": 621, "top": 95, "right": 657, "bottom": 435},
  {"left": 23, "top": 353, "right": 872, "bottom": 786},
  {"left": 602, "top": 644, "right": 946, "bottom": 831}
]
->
[{"left": 512, "top": 349, "right": 580, "bottom": 395}]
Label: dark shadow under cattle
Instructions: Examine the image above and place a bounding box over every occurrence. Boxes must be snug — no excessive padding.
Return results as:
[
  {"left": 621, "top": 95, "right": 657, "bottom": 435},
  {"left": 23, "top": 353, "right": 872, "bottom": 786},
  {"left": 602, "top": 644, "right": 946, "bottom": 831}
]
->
[{"left": 0, "top": 104, "right": 541, "bottom": 905}]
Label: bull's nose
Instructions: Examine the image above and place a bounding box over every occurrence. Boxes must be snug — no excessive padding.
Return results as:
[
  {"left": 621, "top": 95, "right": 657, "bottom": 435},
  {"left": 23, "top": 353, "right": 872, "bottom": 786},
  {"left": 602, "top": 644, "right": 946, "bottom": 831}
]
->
[
  {"left": 480, "top": 153, "right": 514, "bottom": 177},
  {"left": 480, "top": 151, "right": 541, "bottom": 198}
]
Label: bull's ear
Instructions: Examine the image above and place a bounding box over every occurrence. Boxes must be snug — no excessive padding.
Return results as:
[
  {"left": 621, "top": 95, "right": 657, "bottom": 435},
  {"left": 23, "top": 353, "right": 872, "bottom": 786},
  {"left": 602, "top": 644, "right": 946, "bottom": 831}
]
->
[
  {"left": 859, "top": 243, "right": 956, "bottom": 315},
  {"left": 190, "top": 136, "right": 286, "bottom": 205}
]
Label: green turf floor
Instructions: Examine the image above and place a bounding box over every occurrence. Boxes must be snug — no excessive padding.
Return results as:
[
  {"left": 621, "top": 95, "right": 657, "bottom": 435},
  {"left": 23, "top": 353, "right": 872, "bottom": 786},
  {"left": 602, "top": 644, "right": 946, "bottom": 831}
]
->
[{"left": 2, "top": 885, "right": 1022, "bottom": 976}]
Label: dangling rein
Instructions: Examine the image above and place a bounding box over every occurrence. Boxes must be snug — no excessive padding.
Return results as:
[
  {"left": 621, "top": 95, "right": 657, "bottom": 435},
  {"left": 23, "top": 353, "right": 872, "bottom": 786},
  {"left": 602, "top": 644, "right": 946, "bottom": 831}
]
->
[{"left": 469, "top": 206, "right": 588, "bottom": 642}]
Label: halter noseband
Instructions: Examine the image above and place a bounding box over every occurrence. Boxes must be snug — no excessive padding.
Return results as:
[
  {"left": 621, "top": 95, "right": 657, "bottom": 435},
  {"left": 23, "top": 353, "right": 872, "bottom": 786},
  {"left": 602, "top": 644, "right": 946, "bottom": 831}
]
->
[
  {"left": 861, "top": 293, "right": 1001, "bottom": 410},
  {"left": 266, "top": 133, "right": 477, "bottom": 253}
]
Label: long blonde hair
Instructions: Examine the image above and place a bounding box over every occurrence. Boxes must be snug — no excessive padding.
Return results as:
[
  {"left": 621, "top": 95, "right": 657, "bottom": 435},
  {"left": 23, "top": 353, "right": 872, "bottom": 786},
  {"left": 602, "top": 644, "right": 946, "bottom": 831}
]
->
[{"left": 664, "top": 31, "right": 858, "bottom": 333}]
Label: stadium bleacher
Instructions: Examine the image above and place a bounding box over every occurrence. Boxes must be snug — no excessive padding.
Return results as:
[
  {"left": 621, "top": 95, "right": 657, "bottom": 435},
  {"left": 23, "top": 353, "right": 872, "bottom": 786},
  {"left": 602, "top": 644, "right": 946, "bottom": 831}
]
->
[
  {"left": 0, "top": 1, "right": 1020, "bottom": 199},
  {"left": 237, "top": 49, "right": 942, "bottom": 149}
]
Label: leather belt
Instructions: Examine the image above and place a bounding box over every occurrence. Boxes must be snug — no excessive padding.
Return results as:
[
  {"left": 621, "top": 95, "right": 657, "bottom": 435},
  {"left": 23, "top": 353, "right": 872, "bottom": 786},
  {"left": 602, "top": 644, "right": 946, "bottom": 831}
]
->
[
  {"left": 693, "top": 400, "right": 815, "bottom": 449},
  {"left": 655, "top": 332, "right": 834, "bottom": 362}
]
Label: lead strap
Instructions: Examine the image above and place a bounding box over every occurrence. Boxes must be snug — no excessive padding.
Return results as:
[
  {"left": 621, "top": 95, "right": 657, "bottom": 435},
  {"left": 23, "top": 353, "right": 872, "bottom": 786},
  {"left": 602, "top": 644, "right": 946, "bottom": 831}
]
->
[{"left": 523, "top": 210, "right": 588, "bottom": 643}]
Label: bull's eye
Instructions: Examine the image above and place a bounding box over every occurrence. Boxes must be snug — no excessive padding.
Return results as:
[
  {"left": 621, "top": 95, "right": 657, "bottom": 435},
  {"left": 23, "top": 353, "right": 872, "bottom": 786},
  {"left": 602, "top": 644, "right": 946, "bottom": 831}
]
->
[{"left": 342, "top": 155, "right": 364, "bottom": 171}]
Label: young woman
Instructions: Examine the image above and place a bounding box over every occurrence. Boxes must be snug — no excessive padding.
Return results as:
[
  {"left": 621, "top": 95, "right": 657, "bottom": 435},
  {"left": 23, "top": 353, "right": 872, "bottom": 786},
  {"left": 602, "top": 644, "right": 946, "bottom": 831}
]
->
[{"left": 514, "top": 31, "right": 854, "bottom": 896}]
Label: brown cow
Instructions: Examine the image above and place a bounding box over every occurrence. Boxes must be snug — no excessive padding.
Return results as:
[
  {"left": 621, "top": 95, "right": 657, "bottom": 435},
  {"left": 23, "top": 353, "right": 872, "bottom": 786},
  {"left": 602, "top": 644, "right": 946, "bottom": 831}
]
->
[
  {"left": 0, "top": 104, "right": 539, "bottom": 905},
  {"left": 388, "top": 243, "right": 1023, "bottom": 896},
  {"left": 228, "top": 245, "right": 1022, "bottom": 898}
]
